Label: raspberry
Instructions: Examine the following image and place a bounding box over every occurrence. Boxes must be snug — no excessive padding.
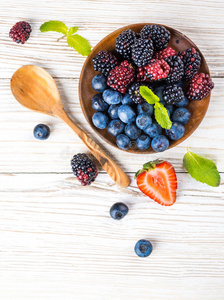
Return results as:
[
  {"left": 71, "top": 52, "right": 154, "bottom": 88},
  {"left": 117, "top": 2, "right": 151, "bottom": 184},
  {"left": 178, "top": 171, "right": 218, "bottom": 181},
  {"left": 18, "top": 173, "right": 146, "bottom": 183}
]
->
[
  {"left": 115, "top": 29, "right": 138, "bottom": 60},
  {"left": 136, "top": 67, "right": 151, "bottom": 82},
  {"left": 178, "top": 47, "right": 201, "bottom": 81},
  {"left": 154, "top": 47, "right": 177, "bottom": 60},
  {"left": 9, "top": 21, "right": 31, "bottom": 44},
  {"left": 187, "top": 73, "right": 214, "bottom": 101},
  {"left": 131, "top": 37, "right": 154, "bottom": 67},
  {"left": 129, "top": 82, "right": 147, "bottom": 104},
  {"left": 165, "top": 55, "right": 184, "bottom": 84},
  {"left": 140, "top": 24, "right": 170, "bottom": 51},
  {"left": 145, "top": 59, "right": 170, "bottom": 82},
  {"left": 92, "top": 50, "right": 119, "bottom": 76},
  {"left": 107, "top": 60, "right": 135, "bottom": 94},
  {"left": 71, "top": 153, "right": 98, "bottom": 186},
  {"left": 163, "top": 84, "right": 185, "bottom": 105}
]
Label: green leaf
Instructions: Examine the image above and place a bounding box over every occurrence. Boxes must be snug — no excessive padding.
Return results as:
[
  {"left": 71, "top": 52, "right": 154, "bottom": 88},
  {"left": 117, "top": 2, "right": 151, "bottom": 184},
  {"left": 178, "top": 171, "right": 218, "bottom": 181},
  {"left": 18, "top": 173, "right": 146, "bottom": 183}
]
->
[
  {"left": 40, "top": 20, "right": 68, "bottom": 35},
  {"left": 139, "top": 86, "right": 160, "bottom": 104},
  {"left": 183, "top": 149, "right": 220, "bottom": 187},
  {"left": 68, "top": 26, "right": 79, "bottom": 36},
  {"left": 134, "top": 169, "right": 145, "bottom": 179},
  {"left": 67, "top": 34, "right": 91, "bottom": 56},
  {"left": 143, "top": 159, "right": 164, "bottom": 171},
  {"left": 154, "top": 102, "right": 172, "bottom": 129}
]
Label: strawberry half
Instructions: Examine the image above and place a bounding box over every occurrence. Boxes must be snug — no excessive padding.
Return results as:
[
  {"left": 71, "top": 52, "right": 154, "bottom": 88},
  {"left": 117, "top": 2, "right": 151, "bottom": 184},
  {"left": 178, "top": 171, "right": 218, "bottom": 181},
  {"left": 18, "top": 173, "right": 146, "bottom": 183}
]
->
[{"left": 135, "top": 159, "right": 177, "bottom": 206}]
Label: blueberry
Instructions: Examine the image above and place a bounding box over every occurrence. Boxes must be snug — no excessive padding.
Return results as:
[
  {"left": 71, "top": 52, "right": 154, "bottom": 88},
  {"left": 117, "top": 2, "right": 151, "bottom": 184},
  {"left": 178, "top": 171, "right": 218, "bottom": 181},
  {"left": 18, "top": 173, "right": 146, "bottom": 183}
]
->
[
  {"left": 125, "top": 123, "right": 141, "bottom": 140},
  {"left": 144, "top": 122, "right": 162, "bottom": 138},
  {"left": 136, "top": 134, "right": 151, "bottom": 150},
  {"left": 118, "top": 105, "right": 136, "bottom": 123},
  {"left": 154, "top": 85, "right": 165, "bottom": 101},
  {"left": 91, "top": 93, "right": 109, "bottom": 112},
  {"left": 92, "top": 112, "right": 109, "bottom": 129},
  {"left": 122, "top": 93, "right": 133, "bottom": 105},
  {"left": 92, "top": 74, "right": 108, "bottom": 92},
  {"left": 108, "top": 104, "right": 121, "bottom": 119},
  {"left": 172, "top": 108, "right": 191, "bottom": 125},
  {"left": 151, "top": 135, "right": 169, "bottom": 152},
  {"left": 136, "top": 114, "right": 152, "bottom": 130},
  {"left": 135, "top": 239, "right": 153, "bottom": 257},
  {"left": 175, "top": 95, "right": 189, "bottom": 108},
  {"left": 110, "top": 202, "right": 129, "bottom": 220},
  {"left": 165, "top": 104, "right": 174, "bottom": 115},
  {"left": 33, "top": 124, "right": 50, "bottom": 140},
  {"left": 165, "top": 122, "right": 185, "bottom": 140},
  {"left": 116, "top": 134, "right": 132, "bottom": 150},
  {"left": 103, "top": 89, "right": 122, "bottom": 105},
  {"left": 137, "top": 102, "right": 153, "bottom": 116},
  {"left": 107, "top": 119, "right": 125, "bottom": 137}
]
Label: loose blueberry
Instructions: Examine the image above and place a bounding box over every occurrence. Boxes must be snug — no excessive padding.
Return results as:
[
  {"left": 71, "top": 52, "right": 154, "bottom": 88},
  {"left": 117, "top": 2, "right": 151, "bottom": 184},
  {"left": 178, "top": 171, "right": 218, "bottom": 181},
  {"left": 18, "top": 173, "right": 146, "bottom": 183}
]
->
[
  {"left": 136, "top": 114, "right": 152, "bottom": 130},
  {"left": 136, "top": 134, "right": 151, "bottom": 150},
  {"left": 91, "top": 93, "right": 109, "bottom": 112},
  {"left": 116, "top": 134, "right": 132, "bottom": 150},
  {"left": 122, "top": 93, "right": 133, "bottom": 105},
  {"left": 92, "top": 74, "right": 108, "bottom": 92},
  {"left": 165, "top": 122, "right": 185, "bottom": 140},
  {"left": 135, "top": 239, "right": 153, "bottom": 257},
  {"left": 107, "top": 119, "right": 125, "bottom": 137},
  {"left": 151, "top": 135, "right": 169, "bottom": 152},
  {"left": 125, "top": 123, "right": 141, "bottom": 140},
  {"left": 110, "top": 202, "right": 129, "bottom": 220},
  {"left": 92, "top": 112, "right": 109, "bottom": 129},
  {"left": 103, "top": 89, "right": 122, "bottom": 105},
  {"left": 144, "top": 122, "right": 162, "bottom": 138},
  {"left": 172, "top": 107, "right": 191, "bottom": 125},
  {"left": 175, "top": 95, "right": 189, "bottom": 108},
  {"left": 33, "top": 124, "right": 50, "bottom": 140},
  {"left": 137, "top": 102, "right": 154, "bottom": 116},
  {"left": 118, "top": 105, "right": 136, "bottom": 123},
  {"left": 108, "top": 104, "right": 121, "bottom": 119}
]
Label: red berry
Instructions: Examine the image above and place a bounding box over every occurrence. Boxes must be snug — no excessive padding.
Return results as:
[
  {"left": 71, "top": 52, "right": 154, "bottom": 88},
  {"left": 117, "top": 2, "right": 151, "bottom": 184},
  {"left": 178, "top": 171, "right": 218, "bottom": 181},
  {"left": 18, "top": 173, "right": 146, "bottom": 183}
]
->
[
  {"left": 145, "top": 59, "right": 170, "bottom": 82},
  {"left": 9, "top": 21, "right": 31, "bottom": 44},
  {"left": 187, "top": 73, "right": 214, "bottom": 101},
  {"left": 154, "top": 47, "right": 177, "bottom": 60}
]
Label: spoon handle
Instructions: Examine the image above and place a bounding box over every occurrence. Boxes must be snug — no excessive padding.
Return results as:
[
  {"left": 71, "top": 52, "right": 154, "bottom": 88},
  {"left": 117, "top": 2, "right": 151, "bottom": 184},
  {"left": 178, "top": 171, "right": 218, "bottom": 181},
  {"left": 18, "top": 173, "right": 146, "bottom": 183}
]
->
[{"left": 58, "top": 110, "right": 130, "bottom": 188}]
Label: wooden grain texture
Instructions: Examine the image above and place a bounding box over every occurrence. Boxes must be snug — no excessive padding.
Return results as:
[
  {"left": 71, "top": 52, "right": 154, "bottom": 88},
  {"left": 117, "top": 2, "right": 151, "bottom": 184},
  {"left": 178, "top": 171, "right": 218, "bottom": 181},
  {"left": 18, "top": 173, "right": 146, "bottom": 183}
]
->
[{"left": 0, "top": 0, "right": 224, "bottom": 299}]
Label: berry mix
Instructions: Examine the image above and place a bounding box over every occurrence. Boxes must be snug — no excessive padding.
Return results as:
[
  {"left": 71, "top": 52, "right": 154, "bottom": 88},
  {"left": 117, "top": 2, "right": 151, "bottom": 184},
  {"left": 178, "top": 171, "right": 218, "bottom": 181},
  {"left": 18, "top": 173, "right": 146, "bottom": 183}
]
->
[{"left": 91, "top": 25, "right": 214, "bottom": 152}]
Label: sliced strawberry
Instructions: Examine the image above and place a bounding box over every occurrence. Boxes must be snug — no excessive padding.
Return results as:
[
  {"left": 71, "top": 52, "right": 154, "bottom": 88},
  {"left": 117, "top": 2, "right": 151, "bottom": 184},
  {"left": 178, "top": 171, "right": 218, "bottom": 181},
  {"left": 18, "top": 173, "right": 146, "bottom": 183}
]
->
[{"left": 135, "top": 160, "right": 177, "bottom": 206}]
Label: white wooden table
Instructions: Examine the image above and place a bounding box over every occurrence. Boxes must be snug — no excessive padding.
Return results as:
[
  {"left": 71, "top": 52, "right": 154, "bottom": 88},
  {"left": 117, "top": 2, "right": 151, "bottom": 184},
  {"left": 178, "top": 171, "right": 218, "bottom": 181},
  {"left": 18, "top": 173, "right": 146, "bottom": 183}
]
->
[{"left": 0, "top": 0, "right": 224, "bottom": 299}]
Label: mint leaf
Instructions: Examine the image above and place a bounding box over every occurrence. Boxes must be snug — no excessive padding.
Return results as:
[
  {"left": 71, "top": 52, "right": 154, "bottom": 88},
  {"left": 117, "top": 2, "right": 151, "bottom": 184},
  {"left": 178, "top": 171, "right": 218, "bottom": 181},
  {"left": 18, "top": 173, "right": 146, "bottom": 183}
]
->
[
  {"left": 183, "top": 149, "right": 220, "bottom": 187},
  {"left": 139, "top": 86, "right": 160, "bottom": 104},
  {"left": 40, "top": 21, "right": 68, "bottom": 35},
  {"left": 68, "top": 26, "right": 79, "bottom": 36},
  {"left": 154, "top": 102, "right": 172, "bottom": 129},
  {"left": 67, "top": 34, "right": 91, "bottom": 56}
]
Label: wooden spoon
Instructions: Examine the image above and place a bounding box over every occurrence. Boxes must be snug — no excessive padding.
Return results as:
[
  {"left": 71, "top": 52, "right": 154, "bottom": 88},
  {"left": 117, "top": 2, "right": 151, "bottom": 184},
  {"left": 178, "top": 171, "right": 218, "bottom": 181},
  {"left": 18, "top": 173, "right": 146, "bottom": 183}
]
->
[{"left": 10, "top": 65, "right": 130, "bottom": 188}]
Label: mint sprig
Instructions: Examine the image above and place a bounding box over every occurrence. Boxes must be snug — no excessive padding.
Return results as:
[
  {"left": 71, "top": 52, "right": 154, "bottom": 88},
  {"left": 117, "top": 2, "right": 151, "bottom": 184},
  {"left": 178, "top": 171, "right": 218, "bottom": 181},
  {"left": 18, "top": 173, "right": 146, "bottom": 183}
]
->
[
  {"left": 183, "top": 149, "right": 220, "bottom": 187},
  {"left": 140, "top": 86, "right": 172, "bottom": 129},
  {"left": 40, "top": 20, "right": 91, "bottom": 56}
]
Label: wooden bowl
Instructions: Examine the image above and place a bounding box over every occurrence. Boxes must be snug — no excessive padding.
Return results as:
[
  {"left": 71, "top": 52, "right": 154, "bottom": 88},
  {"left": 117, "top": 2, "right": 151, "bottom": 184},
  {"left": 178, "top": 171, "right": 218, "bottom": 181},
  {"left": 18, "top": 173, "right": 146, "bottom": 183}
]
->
[{"left": 79, "top": 23, "right": 211, "bottom": 153}]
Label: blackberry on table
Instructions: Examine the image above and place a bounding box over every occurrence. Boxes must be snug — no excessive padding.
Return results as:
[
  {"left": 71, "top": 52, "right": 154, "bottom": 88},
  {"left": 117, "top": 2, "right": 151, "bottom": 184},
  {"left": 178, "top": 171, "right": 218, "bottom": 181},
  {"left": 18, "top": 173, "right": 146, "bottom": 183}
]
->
[
  {"left": 71, "top": 153, "right": 98, "bottom": 186},
  {"left": 187, "top": 73, "right": 214, "bottom": 101},
  {"left": 154, "top": 47, "right": 177, "bottom": 60},
  {"left": 107, "top": 60, "right": 135, "bottom": 94},
  {"left": 165, "top": 55, "right": 184, "bottom": 84},
  {"left": 9, "top": 21, "right": 31, "bottom": 44},
  {"left": 131, "top": 37, "right": 154, "bottom": 67},
  {"left": 140, "top": 24, "right": 170, "bottom": 51},
  {"left": 115, "top": 29, "right": 137, "bottom": 60},
  {"left": 92, "top": 50, "right": 118, "bottom": 76},
  {"left": 163, "top": 84, "right": 185, "bottom": 105},
  {"left": 145, "top": 59, "right": 170, "bottom": 82},
  {"left": 129, "top": 82, "right": 146, "bottom": 104},
  {"left": 178, "top": 47, "right": 201, "bottom": 81}
]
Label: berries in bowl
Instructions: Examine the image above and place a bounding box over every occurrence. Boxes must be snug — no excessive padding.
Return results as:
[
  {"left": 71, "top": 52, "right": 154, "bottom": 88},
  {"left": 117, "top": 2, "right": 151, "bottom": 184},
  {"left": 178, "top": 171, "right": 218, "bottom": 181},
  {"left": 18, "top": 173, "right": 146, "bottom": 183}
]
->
[{"left": 79, "top": 23, "right": 214, "bottom": 153}]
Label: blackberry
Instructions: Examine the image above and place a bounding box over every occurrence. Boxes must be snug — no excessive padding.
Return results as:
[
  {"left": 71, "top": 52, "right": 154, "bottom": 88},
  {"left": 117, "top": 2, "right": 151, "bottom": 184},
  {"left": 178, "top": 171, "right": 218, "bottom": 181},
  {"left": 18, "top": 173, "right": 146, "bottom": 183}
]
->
[
  {"left": 92, "top": 50, "right": 118, "bottom": 76},
  {"left": 187, "top": 73, "right": 214, "bottom": 101},
  {"left": 9, "top": 21, "right": 31, "bottom": 44},
  {"left": 129, "top": 82, "right": 146, "bottom": 104},
  {"left": 163, "top": 84, "right": 184, "bottom": 105},
  {"left": 131, "top": 37, "right": 154, "bottom": 67},
  {"left": 107, "top": 60, "right": 135, "bottom": 94},
  {"left": 140, "top": 24, "right": 170, "bottom": 51},
  {"left": 71, "top": 153, "right": 98, "bottom": 186},
  {"left": 165, "top": 55, "right": 184, "bottom": 84},
  {"left": 145, "top": 59, "right": 170, "bottom": 82},
  {"left": 136, "top": 67, "right": 151, "bottom": 82},
  {"left": 178, "top": 47, "right": 201, "bottom": 81},
  {"left": 155, "top": 47, "right": 177, "bottom": 60},
  {"left": 115, "top": 29, "right": 137, "bottom": 59}
]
